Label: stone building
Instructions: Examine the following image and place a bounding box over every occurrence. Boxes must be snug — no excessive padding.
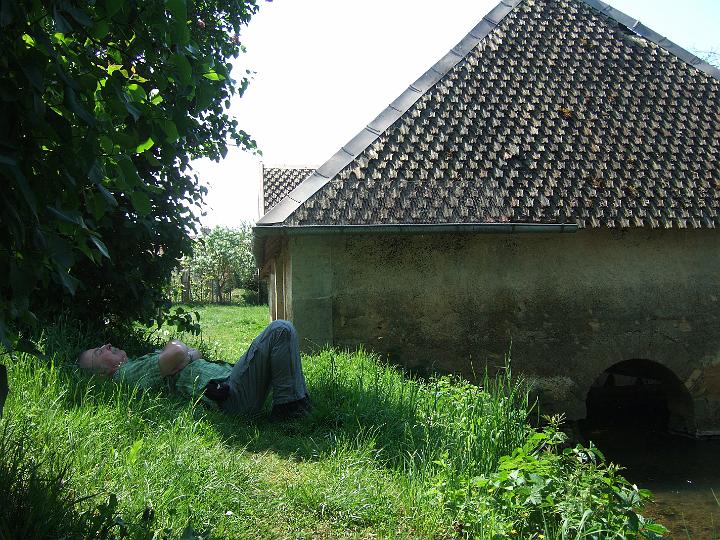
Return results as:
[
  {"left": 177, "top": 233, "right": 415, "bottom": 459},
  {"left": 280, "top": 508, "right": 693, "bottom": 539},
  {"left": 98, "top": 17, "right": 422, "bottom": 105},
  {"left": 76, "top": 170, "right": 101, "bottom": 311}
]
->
[{"left": 254, "top": 0, "right": 720, "bottom": 436}]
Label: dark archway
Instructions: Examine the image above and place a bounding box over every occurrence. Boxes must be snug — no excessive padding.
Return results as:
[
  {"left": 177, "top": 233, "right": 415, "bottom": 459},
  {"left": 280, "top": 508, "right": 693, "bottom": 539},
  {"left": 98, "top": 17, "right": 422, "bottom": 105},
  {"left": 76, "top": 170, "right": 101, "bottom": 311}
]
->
[{"left": 583, "top": 359, "right": 695, "bottom": 435}]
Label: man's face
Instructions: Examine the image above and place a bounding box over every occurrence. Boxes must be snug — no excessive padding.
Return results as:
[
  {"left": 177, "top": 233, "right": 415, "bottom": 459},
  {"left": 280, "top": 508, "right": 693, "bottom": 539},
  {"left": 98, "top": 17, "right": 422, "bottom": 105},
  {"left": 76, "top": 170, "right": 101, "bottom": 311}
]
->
[{"left": 80, "top": 344, "right": 128, "bottom": 375}]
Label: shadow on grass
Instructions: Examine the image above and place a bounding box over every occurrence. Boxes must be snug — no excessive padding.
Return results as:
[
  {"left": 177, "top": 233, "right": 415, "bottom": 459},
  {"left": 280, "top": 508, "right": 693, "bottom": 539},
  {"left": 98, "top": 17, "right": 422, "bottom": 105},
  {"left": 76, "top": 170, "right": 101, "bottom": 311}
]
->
[
  {"left": 42, "top": 348, "right": 431, "bottom": 472},
  {"left": 35, "top": 313, "right": 433, "bottom": 470},
  {"left": 26, "top": 341, "right": 526, "bottom": 486}
]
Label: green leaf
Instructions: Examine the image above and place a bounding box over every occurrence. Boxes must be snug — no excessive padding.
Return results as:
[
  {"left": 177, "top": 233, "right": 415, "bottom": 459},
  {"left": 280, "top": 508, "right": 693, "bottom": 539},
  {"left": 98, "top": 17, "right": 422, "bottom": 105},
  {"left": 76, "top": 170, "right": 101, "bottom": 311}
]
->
[
  {"left": 89, "top": 191, "right": 106, "bottom": 220},
  {"left": 118, "top": 157, "right": 141, "bottom": 187},
  {"left": 130, "top": 191, "right": 151, "bottom": 217},
  {"left": 90, "top": 235, "right": 111, "bottom": 260},
  {"left": 180, "top": 526, "right": 198, "bottom": 540},
  {"left": 88, "top": 161, "right": 103, "bottom": 183},
  {"left": 100, "top": 135, "right": 114, "bottom": 153},
  {"left": 136, "top": 137, "right": 154, "bottom": 153},
  {"left": 53, "top": 7, "right": 72, "bottom": 33},
  {"left": 203, "top": 70, "right": 225, "bottom": 81},
  {"left": 170, "top": 53, "right": 192, "bottom": 85},
  {"left": 127, "top": 438, "right": 144, "bottom": 465},
  {"left": 108, "top": 64, "right": 125, "bottom": 75},
  {"left": 56, "top": 268, "right": 80, "bottom": 295},
  {"left": 20, "top": 63, "right": 43, "bottom": 91},
  {"left": 160, "top": 120, "right": 179, "bottom": 141},
  {"left": 63, "top": 4, "right": 92, "bottom": 27},
  {"left": 166, "top": 0, "right": 189, "bottom": 45},
  {"left": 46, "top": 234, "right": 76, "bottom": 269},
  {"left": 9, "top": 261, "right": 33, "bottom": 299},
  {"left": 47, "top": 206, "right": 86, "bottom": 227},
  {"left": 172, "top": 23, "right": 190, "bottom": 46},
  {"left": 65, "top": 86, "right": 96, "bottom": 126},
  {"left": 77, "top": 239, "right": 97, "bottom": 263},
  {"left": 98, "top": 184, "right": 118, "bottom": 207},
  {"left": 91, "top": 20, "right": 110, "bottom": 39},
  {"left": 126, "top": 83, "right": 147, "bottom": 102},
  {"left": 165, "top": 0, "right": 186, "bottom": 19},
  {"left": 104, "top": 0, "right": 123, "bottom": 17},
  {"left": 195, "top": 82, "right": 212, "bottom": 110},
  {"left": 123, "top": 98, "right": 141, "bottom": 121},
  {"left": 7, "top": 166, "right": 38, "bottom": 215}
]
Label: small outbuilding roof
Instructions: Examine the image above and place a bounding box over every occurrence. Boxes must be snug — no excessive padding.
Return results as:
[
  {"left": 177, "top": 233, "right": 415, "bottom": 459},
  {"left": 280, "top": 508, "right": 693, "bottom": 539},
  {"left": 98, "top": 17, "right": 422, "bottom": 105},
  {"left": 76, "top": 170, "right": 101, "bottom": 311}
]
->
[
  {"left": 262, "top": 165, "right": 316, "bottom": 214},
  {"left": 258, "top": 0, "right": 720, "bottom": 229}
]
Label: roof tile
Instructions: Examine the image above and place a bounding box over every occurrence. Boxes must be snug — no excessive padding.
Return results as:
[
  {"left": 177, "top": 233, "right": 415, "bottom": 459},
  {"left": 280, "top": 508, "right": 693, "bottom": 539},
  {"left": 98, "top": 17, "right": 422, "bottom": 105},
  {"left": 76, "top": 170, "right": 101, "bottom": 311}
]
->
[{"left": 262, "top": 166, "right": 315, "bottom": 213}]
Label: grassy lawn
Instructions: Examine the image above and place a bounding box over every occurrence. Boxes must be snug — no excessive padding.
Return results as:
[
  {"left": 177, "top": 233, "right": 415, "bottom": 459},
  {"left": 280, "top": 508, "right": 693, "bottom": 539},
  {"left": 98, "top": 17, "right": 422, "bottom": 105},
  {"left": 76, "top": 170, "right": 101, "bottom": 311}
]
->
[
  {"left": 1, "top": 305, "right": 662, "bottom": 539},
  {"left": 164, "top": 304, "right": 270, "bottom": 360}
]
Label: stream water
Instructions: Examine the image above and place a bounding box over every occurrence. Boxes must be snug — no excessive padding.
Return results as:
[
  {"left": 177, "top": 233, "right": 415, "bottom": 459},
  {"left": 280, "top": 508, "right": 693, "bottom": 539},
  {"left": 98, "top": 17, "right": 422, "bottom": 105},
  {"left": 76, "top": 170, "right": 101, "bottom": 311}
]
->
[{"left": 584, "top": 428, "right": 720, "bottom": 539}]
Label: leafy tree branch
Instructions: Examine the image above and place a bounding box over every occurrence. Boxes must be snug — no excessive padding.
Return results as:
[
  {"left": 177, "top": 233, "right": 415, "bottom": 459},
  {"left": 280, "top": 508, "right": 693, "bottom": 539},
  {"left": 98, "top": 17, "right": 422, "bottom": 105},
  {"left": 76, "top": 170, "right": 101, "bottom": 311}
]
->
[{"left": 0, "top": 0, "right": 261, "bottom": 346}]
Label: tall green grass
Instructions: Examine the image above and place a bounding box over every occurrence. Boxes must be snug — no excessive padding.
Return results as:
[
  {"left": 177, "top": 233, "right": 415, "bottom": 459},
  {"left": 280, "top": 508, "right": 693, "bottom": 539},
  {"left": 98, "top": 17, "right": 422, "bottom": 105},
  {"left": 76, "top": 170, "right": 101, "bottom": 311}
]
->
[{"left": 0, "top": 306, "right": 663, "bottom": 538}]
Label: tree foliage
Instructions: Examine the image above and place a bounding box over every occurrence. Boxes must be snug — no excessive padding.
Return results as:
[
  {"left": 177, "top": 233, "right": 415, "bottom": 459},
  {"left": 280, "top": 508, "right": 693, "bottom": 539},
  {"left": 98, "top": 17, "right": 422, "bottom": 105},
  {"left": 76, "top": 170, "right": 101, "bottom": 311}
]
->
[
  {"left": 175, "top": 225, "right": 255, "bottom": 304},
  {"left": 0, "top": 0, "right": 259, "bottom": 344}
]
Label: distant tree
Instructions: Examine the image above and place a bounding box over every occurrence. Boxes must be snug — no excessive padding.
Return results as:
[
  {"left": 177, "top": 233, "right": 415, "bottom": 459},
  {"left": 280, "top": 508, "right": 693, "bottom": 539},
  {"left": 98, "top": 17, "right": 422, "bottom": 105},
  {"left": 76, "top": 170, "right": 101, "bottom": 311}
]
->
[
  {"left": 0, "top": 0, "right": 260, "bottom": 345},
  {"left": 182, "top": 225, "right": 255, "bottom": 303}
]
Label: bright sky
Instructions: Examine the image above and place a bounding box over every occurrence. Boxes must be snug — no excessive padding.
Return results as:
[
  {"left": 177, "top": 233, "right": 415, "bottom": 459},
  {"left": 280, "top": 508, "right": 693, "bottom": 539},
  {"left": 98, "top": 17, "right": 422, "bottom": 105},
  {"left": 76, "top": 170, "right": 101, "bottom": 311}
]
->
[{"left": 193, "top": 0, "right": 720, "bottom": 227}]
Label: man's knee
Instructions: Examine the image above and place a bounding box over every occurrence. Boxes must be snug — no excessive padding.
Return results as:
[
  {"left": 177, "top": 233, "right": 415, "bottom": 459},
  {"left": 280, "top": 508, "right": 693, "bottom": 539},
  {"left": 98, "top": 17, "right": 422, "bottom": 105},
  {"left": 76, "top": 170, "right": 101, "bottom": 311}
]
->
[{"left": 267, "top": 319, "right": 296, "bottom": 337}]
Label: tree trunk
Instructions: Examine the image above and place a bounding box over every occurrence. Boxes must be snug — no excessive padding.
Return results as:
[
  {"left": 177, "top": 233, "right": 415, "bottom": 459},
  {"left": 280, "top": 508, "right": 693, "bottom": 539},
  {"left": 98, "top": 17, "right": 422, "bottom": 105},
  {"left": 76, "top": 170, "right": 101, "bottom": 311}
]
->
[
  {"left": 0, "top": 364, "right": 7, "bottom": 418},
  {"left": 181, "top": 269, "right": 191, "bottom": 303}
]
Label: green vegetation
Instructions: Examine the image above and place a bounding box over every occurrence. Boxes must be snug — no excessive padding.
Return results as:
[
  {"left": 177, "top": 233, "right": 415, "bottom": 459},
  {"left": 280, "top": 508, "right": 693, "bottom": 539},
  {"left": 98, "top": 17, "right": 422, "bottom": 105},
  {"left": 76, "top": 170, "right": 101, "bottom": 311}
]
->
[
  {"left": 172, "top": 225, "right": 259, "bottom": 305},
  {"left": 1, "top": 305, "right": 664, "bottom": 538},
  {"left": 0, "top": 0, "right": 259, "bottom": 346}
]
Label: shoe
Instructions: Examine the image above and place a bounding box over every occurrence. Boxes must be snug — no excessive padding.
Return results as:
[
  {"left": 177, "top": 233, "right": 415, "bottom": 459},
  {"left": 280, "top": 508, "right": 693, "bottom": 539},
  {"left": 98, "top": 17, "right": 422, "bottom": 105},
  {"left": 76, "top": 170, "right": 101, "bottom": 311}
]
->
[
  {"left": 269, "top": 395, "right": 312, "bottom": 422},
  {"left": 203, "top": 381, "right": 230, "bottom": 402}
]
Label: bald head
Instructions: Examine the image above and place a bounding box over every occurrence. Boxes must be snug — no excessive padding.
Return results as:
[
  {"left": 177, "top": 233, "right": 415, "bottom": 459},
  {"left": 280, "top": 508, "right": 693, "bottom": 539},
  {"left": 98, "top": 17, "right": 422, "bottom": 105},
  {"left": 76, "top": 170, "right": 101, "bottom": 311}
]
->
[{"left": 77, "top": 344, "right": 128, "bottom": 376}]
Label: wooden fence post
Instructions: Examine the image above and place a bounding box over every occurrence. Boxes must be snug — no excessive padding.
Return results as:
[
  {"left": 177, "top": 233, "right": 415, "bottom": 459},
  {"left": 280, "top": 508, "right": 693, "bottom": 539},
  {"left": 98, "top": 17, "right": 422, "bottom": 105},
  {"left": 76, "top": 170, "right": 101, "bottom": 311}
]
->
[{"left": 181, "top": 269, "right": 191, "bottom": 303}]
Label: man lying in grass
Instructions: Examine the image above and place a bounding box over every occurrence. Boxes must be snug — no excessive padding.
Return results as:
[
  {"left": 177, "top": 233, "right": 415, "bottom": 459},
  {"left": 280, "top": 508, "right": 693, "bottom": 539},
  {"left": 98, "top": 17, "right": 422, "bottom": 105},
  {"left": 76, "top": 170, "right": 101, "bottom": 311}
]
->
[{"left": 77, "top": 320, "right": 311, "bottom": 421}]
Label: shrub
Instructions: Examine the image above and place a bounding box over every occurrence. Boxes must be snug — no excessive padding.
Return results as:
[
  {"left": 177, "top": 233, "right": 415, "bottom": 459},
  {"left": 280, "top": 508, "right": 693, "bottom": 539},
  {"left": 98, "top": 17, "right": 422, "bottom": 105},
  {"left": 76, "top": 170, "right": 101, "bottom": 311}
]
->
[{"left": 449, "top": 416, "right": 668, "bottom": 539}]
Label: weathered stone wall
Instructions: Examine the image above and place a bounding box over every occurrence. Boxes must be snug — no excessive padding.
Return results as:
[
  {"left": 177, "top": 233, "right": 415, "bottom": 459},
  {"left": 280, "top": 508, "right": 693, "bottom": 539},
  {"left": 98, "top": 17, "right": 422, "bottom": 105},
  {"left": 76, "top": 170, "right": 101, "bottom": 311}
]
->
[{"left": 287, "top": 229, "right": 720, "bottom": 436}]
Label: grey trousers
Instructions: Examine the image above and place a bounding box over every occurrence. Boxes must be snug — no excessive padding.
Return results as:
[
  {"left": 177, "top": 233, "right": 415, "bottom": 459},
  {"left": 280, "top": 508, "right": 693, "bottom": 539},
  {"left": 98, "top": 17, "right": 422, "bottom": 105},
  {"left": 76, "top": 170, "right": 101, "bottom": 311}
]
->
[{"left": 220, "top": 320, "right": 308, "bottom": 416}]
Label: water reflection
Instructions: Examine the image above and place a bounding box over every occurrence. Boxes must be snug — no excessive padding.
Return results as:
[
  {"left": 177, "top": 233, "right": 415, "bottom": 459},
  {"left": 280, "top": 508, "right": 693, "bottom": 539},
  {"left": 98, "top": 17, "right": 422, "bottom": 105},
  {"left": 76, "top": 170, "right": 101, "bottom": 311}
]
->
[
  {"left": 580, "top": 358, "right": 716, "bottom": 537},
  {"left": 585, "top": 428, "right": 720, "bottom": 539}
]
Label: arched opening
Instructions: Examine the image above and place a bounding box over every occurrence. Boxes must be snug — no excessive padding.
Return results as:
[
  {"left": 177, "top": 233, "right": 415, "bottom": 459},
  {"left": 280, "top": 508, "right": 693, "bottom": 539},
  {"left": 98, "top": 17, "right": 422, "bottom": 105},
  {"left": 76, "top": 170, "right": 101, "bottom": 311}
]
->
[{"left": 583, "top": 359, "right": 695, "bottom": 436}]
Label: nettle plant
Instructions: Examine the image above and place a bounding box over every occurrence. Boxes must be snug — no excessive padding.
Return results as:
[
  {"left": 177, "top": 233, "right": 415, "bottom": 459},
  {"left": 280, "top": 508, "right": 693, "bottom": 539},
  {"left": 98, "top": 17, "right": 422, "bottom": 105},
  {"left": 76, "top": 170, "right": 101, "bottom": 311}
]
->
[
  {"left": 0, "top": 0, "right": 259, "bottom": 345},
  {"left": 448, "top": 416, "right": 668, "bottom": 539}
]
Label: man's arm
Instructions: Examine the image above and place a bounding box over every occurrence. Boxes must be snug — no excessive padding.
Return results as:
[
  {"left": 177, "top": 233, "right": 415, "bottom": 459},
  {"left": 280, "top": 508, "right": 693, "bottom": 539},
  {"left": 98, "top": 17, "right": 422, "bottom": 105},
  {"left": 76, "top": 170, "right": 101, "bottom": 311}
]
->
[{"left": 158, "top": 340, "right": 201, "bottom": 377}]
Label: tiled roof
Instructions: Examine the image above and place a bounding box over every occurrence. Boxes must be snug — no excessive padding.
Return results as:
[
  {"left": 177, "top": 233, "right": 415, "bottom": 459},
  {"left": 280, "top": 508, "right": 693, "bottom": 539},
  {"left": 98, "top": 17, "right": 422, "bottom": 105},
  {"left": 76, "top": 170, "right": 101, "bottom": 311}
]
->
[
  {"left": 262, "top": 166, "right": 315, "bottom": 213},
  {"left": 259, "top": 0, "right": 720, "bottom": 229}
]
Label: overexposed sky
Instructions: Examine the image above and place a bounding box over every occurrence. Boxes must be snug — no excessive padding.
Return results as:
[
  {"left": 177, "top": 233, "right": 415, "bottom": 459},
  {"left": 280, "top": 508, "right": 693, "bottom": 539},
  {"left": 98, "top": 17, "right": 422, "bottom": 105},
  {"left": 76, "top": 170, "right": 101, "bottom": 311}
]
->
[{"left": 193, "top": 0, "right": 720, "bottom": 227}]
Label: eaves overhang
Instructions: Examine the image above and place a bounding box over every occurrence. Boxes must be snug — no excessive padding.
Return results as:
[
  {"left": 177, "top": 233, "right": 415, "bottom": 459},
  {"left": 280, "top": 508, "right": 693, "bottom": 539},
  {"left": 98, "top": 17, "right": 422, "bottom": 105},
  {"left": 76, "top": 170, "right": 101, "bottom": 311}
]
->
[{"left": 252, "top": 222, "right": 578, "bottom": 266}]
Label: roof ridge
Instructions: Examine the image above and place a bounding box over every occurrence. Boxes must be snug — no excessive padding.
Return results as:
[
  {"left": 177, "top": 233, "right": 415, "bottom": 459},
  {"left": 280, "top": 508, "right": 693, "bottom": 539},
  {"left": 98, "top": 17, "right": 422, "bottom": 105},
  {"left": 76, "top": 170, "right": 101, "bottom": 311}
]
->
[
  {"left": 257, "top": 0, "right": 525, "bottom": 225},
  {"left": 579, "top": 0, "right": 720, "bottom": 82},
  {"left": 262, "top": 164, "right": 318, "bottom": 170},
  {"left": 257, "top": 0, "right": 720, "bottom": 227}
]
